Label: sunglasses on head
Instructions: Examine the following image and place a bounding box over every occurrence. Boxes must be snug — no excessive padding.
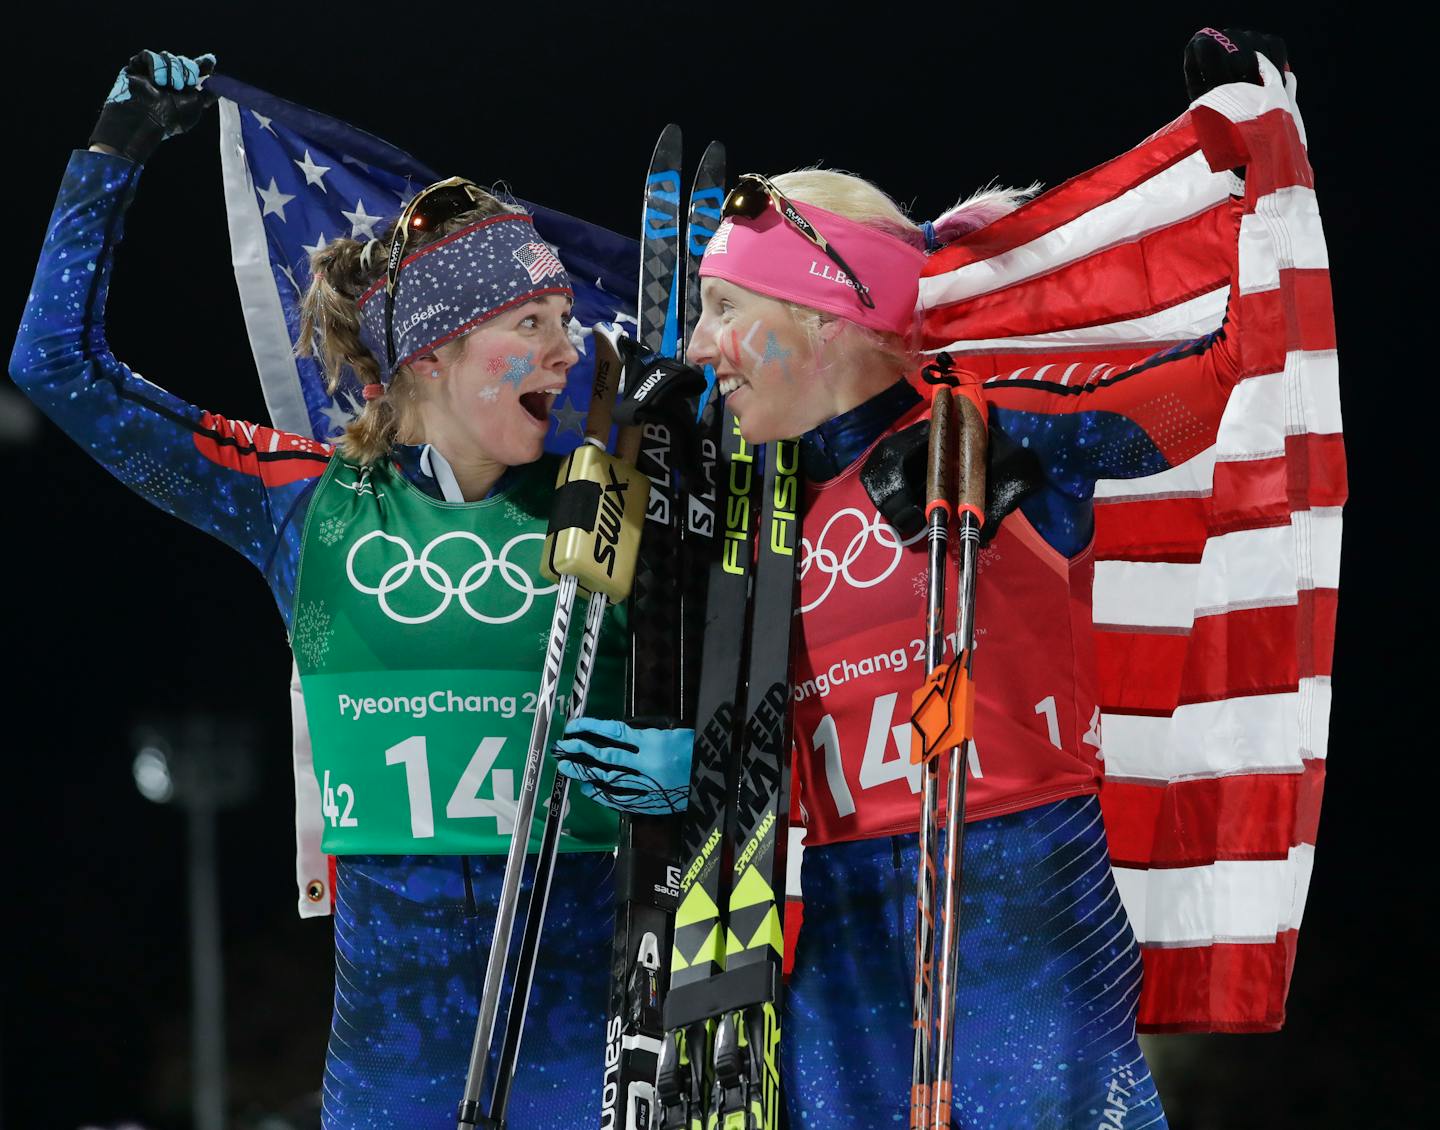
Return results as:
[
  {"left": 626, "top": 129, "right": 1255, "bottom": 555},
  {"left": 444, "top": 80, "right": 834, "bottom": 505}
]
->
[
  {"left": 722, "top": 173, "right": 875, "bottom": 310},
  {"left": 384, "top": 176, "right": 488, "bottom": 368}
]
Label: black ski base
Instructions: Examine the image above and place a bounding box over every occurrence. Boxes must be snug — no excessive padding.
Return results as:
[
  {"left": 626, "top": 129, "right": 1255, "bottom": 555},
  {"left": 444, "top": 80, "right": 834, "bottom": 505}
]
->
[{"left": 662, "top": 961, "right": 778, "bottom": 1031}]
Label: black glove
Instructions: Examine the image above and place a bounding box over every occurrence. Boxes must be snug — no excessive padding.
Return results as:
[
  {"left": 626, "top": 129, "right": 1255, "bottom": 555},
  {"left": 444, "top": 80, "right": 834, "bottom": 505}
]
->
[
  {"left": 89, "top": 49, "right": 217, "bottom": 164},
  {"left": 860, "top": 416, "right": 1043, "bottom": 547},
  {"left": 612, "top": 346, "right": 710, "bottom": 493},
  {"left": 1183, "top": 28, "right": 1289, "bottom": 103}
]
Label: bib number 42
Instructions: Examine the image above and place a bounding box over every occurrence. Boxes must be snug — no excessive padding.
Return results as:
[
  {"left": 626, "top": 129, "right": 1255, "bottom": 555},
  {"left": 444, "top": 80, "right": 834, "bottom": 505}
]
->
[{"left": 322, "top": 769, "right": 358, "bottom": 828}]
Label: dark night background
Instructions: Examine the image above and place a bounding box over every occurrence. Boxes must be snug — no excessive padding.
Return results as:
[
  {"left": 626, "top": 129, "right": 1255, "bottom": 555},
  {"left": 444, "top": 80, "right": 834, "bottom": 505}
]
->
[{"left": 2, "top": 3, "right": 1416, "bottom": 1127}]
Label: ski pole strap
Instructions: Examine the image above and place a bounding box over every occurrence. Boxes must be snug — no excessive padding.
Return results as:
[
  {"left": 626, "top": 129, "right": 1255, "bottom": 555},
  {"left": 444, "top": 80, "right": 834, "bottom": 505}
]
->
[{"left": 909, "top": 656, "right": 974, "bottom": 765}]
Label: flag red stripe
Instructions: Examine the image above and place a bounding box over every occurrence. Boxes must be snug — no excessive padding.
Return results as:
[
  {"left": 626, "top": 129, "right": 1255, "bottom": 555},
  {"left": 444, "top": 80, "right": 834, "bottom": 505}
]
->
[
  {"left": 1092, "top": 434, "right": 1347, "bottom": 562},
  {"left": 1101, "top": 759, "right": 1324, "bottom": 868},
  {"left": 1095, "top": 589, "right": 1335, "bottom": 716},
  {"left": 1238, "top": 271, "right": 1335, "bottom": 379},
  {"left": 1191, "top": 105, "right": 1312, "bottom": 195},
  {"left": 925, "top": 122, "right": 1203, "bottom": 273},
  {"left": 922, "top": 203, "right": 1235, "bottom": 345},
  {"left": 1136, "top": 930, "right": 1299, "bottom": 1033}
]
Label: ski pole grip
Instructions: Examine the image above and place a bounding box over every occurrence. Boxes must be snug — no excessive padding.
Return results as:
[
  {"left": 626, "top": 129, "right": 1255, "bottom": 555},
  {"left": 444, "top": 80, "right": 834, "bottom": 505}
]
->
[
  {"left": 586, "top": 324, "right": 629, "bottom": 443},
  {"left": 926, "top": 386, "right": 954, "bottom": 515},
  {"left": 954, "top": 392, "right": 988, "bottom": 521}
]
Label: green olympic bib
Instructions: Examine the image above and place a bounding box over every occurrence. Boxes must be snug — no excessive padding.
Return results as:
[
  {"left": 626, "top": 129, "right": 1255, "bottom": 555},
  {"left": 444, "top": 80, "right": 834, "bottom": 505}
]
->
[{"left": 292, "top": 455, "right": 622, "bottom": 855}]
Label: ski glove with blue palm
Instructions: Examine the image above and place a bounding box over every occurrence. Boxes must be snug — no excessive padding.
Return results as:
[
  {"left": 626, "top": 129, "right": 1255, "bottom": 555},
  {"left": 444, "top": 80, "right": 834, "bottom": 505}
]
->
[
  {"left": 553, "top": 718, "right": 693, "bottom": 815},
  {"left": 90, "top": 49, "right": 216, "bottom": 163}
]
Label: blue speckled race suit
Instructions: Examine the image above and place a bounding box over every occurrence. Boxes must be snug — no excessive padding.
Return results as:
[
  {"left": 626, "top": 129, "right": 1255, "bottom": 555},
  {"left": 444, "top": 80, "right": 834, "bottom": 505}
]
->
[
  {"left": 782, "top": 246, "right": 1245, "bottom": 1127},
  {"left": 10, "top": 149, "right": 611, "bottom": 1129}
]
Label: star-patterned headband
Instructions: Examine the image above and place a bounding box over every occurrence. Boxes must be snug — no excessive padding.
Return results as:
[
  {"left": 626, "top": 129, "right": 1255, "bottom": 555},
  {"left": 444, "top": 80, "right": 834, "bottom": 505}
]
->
[{"left": 355, "top": 213, "right": 572, "bottom": 385}]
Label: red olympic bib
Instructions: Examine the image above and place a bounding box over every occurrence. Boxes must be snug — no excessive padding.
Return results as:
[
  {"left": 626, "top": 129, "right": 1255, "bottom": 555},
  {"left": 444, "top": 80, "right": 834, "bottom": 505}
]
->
[{"left": 791, "top": 413, "right": 1103, "bottom": 846}]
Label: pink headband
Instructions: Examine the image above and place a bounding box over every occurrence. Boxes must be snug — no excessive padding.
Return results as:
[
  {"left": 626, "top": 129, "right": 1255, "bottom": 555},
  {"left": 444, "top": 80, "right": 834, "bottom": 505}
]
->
[{"left": 699, "top": 200, "right": 926, "bottom": 336}]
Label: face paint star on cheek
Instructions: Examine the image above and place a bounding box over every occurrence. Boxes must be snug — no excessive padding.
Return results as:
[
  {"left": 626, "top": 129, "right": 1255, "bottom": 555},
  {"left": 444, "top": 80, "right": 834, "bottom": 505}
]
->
[
  {"left": 477, "top": 385, "right": 501, "bottom": 402},
  {"left": 502, "top": 352, "right": 535, "bottom": 386},
  {"left": 760, "top": 332, "right": 792, "bottom": 378}
]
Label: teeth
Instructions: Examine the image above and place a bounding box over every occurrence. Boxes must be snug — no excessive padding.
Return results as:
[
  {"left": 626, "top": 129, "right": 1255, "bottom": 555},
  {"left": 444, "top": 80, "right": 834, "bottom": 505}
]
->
[{"left": 718, "top": 376, "right": 745, "bottom": 395}]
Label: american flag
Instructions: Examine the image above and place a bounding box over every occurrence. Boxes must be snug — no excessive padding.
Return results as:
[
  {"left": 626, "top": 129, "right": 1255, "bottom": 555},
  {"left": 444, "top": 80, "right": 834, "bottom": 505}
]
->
[
  {"left": 513, "top": 240, "right": 568, "bottom": 284},
  {"left": 205, "top": 74, "right": 639, "bottom": 449},
  {"left": 916, "top": 58, "right": 1340, "bottom": 1033}
]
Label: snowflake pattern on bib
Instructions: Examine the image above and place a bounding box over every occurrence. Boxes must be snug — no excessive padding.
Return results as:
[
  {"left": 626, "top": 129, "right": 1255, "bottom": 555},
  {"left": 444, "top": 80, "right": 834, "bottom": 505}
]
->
[{"left": 293, "top": 599, "right": 334, "bottom": 668}]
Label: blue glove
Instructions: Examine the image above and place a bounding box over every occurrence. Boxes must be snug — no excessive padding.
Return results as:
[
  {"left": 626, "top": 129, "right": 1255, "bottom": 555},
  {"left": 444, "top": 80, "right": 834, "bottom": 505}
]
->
[
  {"left": 90, "top": 49, "right": 217, "bottom": 163},
  {"left": 553, "top": 718, "right": 693, "bottom": 814}
]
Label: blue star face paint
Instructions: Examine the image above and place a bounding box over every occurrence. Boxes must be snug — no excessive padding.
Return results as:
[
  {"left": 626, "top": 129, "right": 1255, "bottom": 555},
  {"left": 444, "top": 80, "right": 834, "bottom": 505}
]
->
[{"left": 502, "top": 352, "right": 535, "bottom": 386}]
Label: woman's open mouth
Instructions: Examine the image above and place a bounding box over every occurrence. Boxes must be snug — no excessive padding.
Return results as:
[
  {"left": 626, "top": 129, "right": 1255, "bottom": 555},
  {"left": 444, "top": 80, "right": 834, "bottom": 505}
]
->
[{"left": 518, "top": 386, "right": 562, "bottom": 424}]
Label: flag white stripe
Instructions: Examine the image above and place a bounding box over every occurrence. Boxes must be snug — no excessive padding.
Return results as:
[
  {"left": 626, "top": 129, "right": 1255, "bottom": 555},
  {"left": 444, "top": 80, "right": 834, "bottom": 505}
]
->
[
  {"left": 927, "top": 287, "right": 1227, "bottom": 357},
  {"left": 1112, "top": 844, "right": 1314, "bottom": 946},
  {"left": 1095, "top": 447, "right": 1218, "bottom": 501},
  {"left": 218, "top": 99, "right": 312, "bottom": 435},
  {"left": 918, "top": 151, "right": 1229, "bottom": 309},
  {"left": 1094, "top": 558, "right": 1202, "bottom": 629},
  {"left": 1192, "top": 54, "right": 1292, "bottom": 128},
  {"left": 1093, "top": 516, "right": 1341, "bottom": 628},
  {"left": 1217, "top": 353, "right": 1343, "bottom": 457},
  {"left": 1100, "top": 681, "right": 1334, "bottom": 781},
  {"left": 1237, "top": 187, "right": 1328, "bottom": 293},
  {"left": 1296, "top": 349, "right": 1343, "bottom": 435}
]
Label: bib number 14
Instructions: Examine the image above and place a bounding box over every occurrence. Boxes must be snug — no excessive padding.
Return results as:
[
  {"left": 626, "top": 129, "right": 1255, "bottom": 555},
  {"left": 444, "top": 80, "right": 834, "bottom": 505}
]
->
[{"left": 385, "top": 735, "right": 518, "bottom": 840}]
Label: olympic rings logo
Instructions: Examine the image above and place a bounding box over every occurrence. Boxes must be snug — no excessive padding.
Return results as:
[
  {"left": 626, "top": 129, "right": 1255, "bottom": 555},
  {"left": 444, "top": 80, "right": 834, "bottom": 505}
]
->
[
  {"left": 345, "top": 530, "right": 556, "bottom": 625},
  {"left": 799, "top": 507, "right": 924, "bottom": 613}
]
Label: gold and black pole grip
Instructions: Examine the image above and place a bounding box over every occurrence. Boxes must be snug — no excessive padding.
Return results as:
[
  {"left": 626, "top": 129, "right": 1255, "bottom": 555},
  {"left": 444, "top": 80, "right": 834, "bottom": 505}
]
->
[{"left": 540, "top": 326, "right": 651, "bottom": 602}]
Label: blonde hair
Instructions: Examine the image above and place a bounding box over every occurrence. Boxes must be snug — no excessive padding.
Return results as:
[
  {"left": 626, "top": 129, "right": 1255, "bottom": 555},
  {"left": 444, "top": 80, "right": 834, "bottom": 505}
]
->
[
  {"left": 768, "top": 168, "right": 1038, "bottom": 372},
  {"left": 297, "top": 186, "right": 522, "bottom": 463}
]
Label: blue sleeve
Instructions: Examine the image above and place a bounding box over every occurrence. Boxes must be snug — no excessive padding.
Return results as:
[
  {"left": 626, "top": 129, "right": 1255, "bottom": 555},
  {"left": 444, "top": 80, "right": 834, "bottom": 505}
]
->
[{"left": 9, "top": 149, "right": 331, "bottom": 629}]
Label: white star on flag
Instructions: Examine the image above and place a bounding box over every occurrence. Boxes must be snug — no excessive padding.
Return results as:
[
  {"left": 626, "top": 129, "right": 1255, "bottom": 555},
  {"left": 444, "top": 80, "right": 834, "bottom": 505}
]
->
[
  {"left": 250, "top": 110, "right": 277, "bottom": 135},
  {"left": 320, "top": 394, "right": 359, "bottom": 436},
  {"left": 256, "top": 177, "right": 297, "bottom": 221},
  {"left": 341, "top": 198, "right": 383, "bottom": 240},
  {"left": 301, "top": 232, "right": 329, "bottom": 258},
  {"left": 294, "top": 150, "right": 332, "bottom": 191},
  {"left": 565, "top": 317, "right": 592, "bottom": 355}
]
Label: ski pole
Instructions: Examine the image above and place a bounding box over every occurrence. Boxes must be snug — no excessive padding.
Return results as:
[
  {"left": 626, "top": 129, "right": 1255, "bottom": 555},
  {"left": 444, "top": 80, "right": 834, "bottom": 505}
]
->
[
  {"left": 908, "top": 384, "right": 955, "bottom": 1128},
  {"left": 457, "top": 328, "right": 650, "bottom": 1130},
  {"left": 929, "top": 390, "right": 987, "bottom": 1130}
]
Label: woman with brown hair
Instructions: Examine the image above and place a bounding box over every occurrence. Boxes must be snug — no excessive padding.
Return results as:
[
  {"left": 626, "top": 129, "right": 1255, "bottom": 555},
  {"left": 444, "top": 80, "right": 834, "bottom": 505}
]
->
[{"left": 12, "top": 49, "right": 625, "bottom": 1128}]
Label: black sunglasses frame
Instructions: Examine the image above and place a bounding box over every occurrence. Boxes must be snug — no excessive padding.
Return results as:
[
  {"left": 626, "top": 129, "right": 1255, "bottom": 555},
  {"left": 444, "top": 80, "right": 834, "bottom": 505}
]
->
[
  {"left": 384, "top": 177, "right": 488, "bottom": 368},
  {"left": 722, "top": 173, "right": 876, "bottom": 311}
]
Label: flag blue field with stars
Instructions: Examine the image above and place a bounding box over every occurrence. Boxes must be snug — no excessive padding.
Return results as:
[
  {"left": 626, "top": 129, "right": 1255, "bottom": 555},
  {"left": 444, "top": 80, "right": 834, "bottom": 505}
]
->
[{"left": 206, "top": 74, "right": 639, "bottom": 450}]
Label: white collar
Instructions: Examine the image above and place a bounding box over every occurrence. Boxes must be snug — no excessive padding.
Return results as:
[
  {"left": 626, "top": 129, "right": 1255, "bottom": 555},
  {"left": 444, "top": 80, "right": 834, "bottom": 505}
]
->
[{"left": 418, "top": 444, "right": 466, "bottom": 504}]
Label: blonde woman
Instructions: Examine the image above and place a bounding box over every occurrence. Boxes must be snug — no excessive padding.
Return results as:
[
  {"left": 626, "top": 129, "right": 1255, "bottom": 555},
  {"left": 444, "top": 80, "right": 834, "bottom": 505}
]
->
[
  {"left": 558, "top": 28, "right": 1306, "bottom": 1128},
  {"left": 12, "top": 50, "right": 626, "bottom": 1128}
]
